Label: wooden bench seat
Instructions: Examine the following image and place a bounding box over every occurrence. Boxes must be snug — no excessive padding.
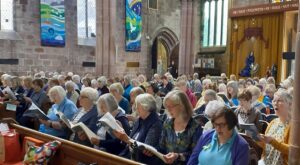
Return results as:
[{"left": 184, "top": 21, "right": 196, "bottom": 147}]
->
[{"left": 2, "top": 121, "right": 142, "bottom": 165}]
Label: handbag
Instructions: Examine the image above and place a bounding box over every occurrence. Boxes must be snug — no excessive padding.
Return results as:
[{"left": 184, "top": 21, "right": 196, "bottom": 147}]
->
[{"left": 0, "top": 129, "right": 22, "bottom": 163}]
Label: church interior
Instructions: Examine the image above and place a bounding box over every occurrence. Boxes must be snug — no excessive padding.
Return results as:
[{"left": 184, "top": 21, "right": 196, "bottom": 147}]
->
[{"left": 0, "top": 0, "right": 299, "bottom": 164}]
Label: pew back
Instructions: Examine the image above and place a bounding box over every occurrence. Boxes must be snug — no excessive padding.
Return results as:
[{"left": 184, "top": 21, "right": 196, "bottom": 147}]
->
[{"left": 9, "top": 123, "right": 142, "bottom": 165}]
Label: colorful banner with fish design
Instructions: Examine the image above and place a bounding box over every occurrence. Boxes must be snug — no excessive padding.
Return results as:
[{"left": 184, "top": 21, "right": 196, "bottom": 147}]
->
[
  {"left": 125, "top": 0, "right": 142, "bottom": 52},
  {"left": 40, "top": 0, "right": 65, "bottom": 47}
]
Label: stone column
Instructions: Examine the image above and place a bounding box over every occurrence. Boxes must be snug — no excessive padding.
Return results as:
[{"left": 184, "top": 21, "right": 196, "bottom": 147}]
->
[
  {"left": 289, "top": 6, "right": 300, "bottom": 164},
  {"left": 178, "top": 0, "right": 198, "bottom": 75},
  {"left": 95, "top": 0, "right": 116, "bottom": 77}
]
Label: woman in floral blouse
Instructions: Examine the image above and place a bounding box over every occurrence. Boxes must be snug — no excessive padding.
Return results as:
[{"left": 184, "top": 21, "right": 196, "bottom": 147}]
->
[
  {"left": 159, "top": 90, "right": 202, "bottom": 165},
  {"left": 259, "top": 89, "right": 292, "bottom": 165}
]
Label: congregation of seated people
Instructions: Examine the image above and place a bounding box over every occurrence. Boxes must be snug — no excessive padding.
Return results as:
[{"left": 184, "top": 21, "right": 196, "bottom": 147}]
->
[{"left": 0, "top": 70, "right": 294, "bottom": 165}]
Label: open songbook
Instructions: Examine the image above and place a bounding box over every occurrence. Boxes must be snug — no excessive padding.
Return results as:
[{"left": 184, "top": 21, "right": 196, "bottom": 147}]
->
[
  {"left": 97, "top": 112, "right": 124, "bottom": 132},
  {"left": 239, "top": 123, "right": 260, "bottom": 141},
  {"left": 23, "top": 102, "right": 49, "bottom": 120},
  {"left": 2, "top": 86, "right": 17, "bottom": 100},
  {"left": 56, "top": 111, "right": 99, "bottom": 140},
  {"left": 129, "top": 139, "right": 167, "bottom": 163}
]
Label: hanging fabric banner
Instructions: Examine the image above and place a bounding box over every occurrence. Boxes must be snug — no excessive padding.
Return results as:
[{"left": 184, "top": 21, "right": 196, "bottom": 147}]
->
[
  {"left": 40, "top": 0, "right": 65, "bottom": 47},
  {"left": 125, "top": 0, "right": 142, "bottom": 52}
]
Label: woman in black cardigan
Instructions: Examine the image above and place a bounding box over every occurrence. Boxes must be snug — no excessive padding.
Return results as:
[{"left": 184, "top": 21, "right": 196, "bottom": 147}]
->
[
  {"left": 91, "top": 93, "right": 130, "bottom": 155},
  {"left": 114, "top": 93, "right": 163, "bottom": 164}
]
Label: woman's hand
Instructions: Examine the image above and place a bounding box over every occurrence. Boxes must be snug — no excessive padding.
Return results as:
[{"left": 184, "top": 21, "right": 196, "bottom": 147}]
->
[
  {"left": 259, "top": 134, "right": 274, "bottom": 144},
  {"left": 142, "top": 149, "right": 153, "bottom": 157},
  {"left": 77, "top": 131, "right": 87, "bottom": 141},
  {"left": 91, "top": 137, "right": 100, "bottom": 146},
  {"left": 163, "top": 152, "right": 179, "bottom": 164},
  {"left": 39, "top": 119, "right": 50, "bottom": 126},
  {"left": 113, "top": 130, "right": 130, "bottom": 143}
]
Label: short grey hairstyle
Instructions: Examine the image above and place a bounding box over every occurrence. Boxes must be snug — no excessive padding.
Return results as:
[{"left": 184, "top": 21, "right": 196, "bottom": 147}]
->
[
  {"left": 205, "top": 100, "right": 225, "bottom": 118},
  {"left": 130, "top": 87, "right": 144, "bottom": 98},
  {"left": 49, "top": 86, "right": 66, "bottom": 101},
  {"left": 135, "top": 93, "right": 157, "bottom": 113},
  {"left": 97, "top": 76, "right": 107, "bottom": 86},
  {"left": 274, "top": 89, "right": 293, "bottom": 105},
  {"left": 204, "top": 89, "right": 217, "bottom": 101},
  {"left": 65, "top": 81, "right": 76, "bottom": 90},
  {"left": 109, "top": 82, "right": 124, "bottom": 95},
  {"left": 97, "top": 93, "right": 118, "bottom": 112},
  {"left": 202, "top": 79, "right": 212, "bottom": 87},
  {"left": 81, "top": 87, "right": 99, "bottom": 103},
  {"left": 124, "top": 75, "right": 131, "bottom": 84},
  {"left": 72, "top": 75, "right": 81, "bottom": 83}
]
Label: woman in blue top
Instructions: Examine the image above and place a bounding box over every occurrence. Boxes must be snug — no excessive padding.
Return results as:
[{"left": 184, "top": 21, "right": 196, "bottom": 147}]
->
[
  {"left": 227, "top": 81, "right": 239, "bottom": 106},
  {"left": 39, "top": 86, "right": 78, "bottom": 139},
  {"left": 158, "top": 90, "right": 202, "bottom": 165},
  {"left": 188, "top": 105, "right": 249, "bottom": 165}
]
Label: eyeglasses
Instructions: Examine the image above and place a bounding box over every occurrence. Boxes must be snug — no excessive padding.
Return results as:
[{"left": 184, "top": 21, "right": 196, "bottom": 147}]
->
[
  {"left": 272, "top": 99, "right": 284, "bottom": 104},
  {"left": 213, "top": 122, "right": 227, "bottom": 129},
  {"left": 79, "top": 95, "right": 88, "bottom": 99}
]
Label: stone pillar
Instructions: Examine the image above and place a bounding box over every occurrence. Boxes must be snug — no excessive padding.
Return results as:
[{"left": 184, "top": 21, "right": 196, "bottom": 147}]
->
[
  {"left": 178, "top": 0, "right": 198, "bottom": 75},
  {"left": 95, "top": 0, "right": 116, "bottom": 77},
  {"left": 289, "top": 5, "right": 300, "bottom": 164}
]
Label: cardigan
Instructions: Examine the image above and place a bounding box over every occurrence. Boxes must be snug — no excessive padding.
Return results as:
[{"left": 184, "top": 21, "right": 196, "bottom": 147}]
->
[{"left": 187, "top": 129, "right": 249, "bottom": 165}]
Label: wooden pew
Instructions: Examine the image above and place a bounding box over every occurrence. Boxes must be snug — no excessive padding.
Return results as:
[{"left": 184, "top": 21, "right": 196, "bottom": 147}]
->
[
  {"left": 0, "top": 103, "right": 16, "bottom": 119},
  {"left": 6, "top": 122, "right": 142, "bottom": 165}
]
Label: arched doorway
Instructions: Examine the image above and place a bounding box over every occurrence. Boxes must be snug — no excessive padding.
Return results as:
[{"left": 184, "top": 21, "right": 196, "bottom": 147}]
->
[{"left": 151, "top": 27, "right": 179, "bottom": 76}]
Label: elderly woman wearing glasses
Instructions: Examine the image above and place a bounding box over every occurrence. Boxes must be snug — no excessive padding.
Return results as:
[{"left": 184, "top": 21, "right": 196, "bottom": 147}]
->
[
  {"left": 70, "top": 87, "right": 99, "bottom": 147},
  {"left": 90, "top": 93, "right": 130, "bottom": 155},
  {"left": 188, "top": 104, "right": 249, "bottom": 165},
  {"left": 158, "top": 90, "right": 202, "bottom": 165},
  {"left": 39, "top": 86, "right": 78, "bottom": 139},
  {"left": 258, "top": 89, "right": 292, "bottom": 165}
]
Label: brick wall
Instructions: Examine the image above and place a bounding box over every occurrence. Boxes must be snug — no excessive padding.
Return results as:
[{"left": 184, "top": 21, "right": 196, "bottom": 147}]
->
[{"left": 0, "top": 0, "right": 95, "bottom": 76}]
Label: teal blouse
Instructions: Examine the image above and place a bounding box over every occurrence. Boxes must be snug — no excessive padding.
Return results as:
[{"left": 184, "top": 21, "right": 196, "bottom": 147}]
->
[{"left": 198, "top": 130, "right": 237, "bottom": 165}]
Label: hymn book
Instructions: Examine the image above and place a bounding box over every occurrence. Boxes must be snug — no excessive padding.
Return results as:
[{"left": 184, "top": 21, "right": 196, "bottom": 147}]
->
[
  {"left": 55, "top": 111, "right": 99, "bottom": 140},
  {"left": 97, "top": 112, "right": 124, "bottom": 132},
  {"left": 23, "top": 102, "right": 49, "bottom": 120},
  {"left": 239, "top": 123, "right": 260, "bottom": 141}
]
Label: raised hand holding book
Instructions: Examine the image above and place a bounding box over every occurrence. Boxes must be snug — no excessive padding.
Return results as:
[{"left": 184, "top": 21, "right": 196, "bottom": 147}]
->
[
  {"left": 129, "top": 139, "right": 167, "bottom": 163},
  {"left": 98, "top": 112, "right": 124, "bottom": 132},
  {"left": 23, "top": 102, "right": 49, "bottom": 120},
  {"left": 55, "top": 111, "right": 99, "bottom": 141},
  {"left": 239, "top": 123, "right": 260, "bottom": 141}
]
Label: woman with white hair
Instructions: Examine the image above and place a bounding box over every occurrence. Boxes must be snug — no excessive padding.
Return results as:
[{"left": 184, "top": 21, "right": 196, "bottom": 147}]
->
[
  {"left": 114, "top": 93, "right": 163, "bottom": 164},
  {"left": 109, "top": 82, "right": 130, "bottom": 114},
  {"left": 97, "top": 76, "right": 109, "bottom": 96},
  {"left": 65, "top": 81, "right": 79, "bottom": 105},
  {"left": 90, "top": 93, "right": 130, "bottom": 155},
  {"left": 39, "top": 86, "right": 78, "bottom": 139},
  {"left": 71, "top": 87, "right": 99, "bottom": 147},
  {"left": 259, "top": 89, "right": 292, "bottom": 165},
  {"left": 202, "top": 100, "right": 225, "bottom": 132}
]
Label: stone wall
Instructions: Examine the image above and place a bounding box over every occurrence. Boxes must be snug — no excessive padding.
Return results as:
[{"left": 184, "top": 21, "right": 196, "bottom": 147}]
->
[
  {"left": 0, "top": 0, "right": 95, "bottom": 76},
  {"left": 109, "top": 0, "right": 181, "bottom": 79}
]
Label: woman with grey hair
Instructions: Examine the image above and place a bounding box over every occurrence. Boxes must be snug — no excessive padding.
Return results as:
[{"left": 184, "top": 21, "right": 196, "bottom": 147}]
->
[
  {"left": 114, "top": 93, "right": 163, "bottom": 164},
  {"left": 110, "top": 82, "right": 130, "bottom": 114},
  {"left": 91, "top": 93, "right": 130, "bottom": 155},
  {"left": 65, "top": 80, "right": 79, "bottom": 105},
  {"left": 227, "top": 80, "right": 239, "bottom": 106},
  {"left": 156, "top": 90, "right": 202, "bottom": 165},
  {"left": 97, "top": 76, "right": 109, "bottom": 96},
  {"left": 70, "top": 87, "right": 99, "bottom": 147},
  {"left": 259, "top": 89, "right": 292, "bottom": 165},
  {"left": 39, "top": 86, "right": 78, "bottom": 139}
]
